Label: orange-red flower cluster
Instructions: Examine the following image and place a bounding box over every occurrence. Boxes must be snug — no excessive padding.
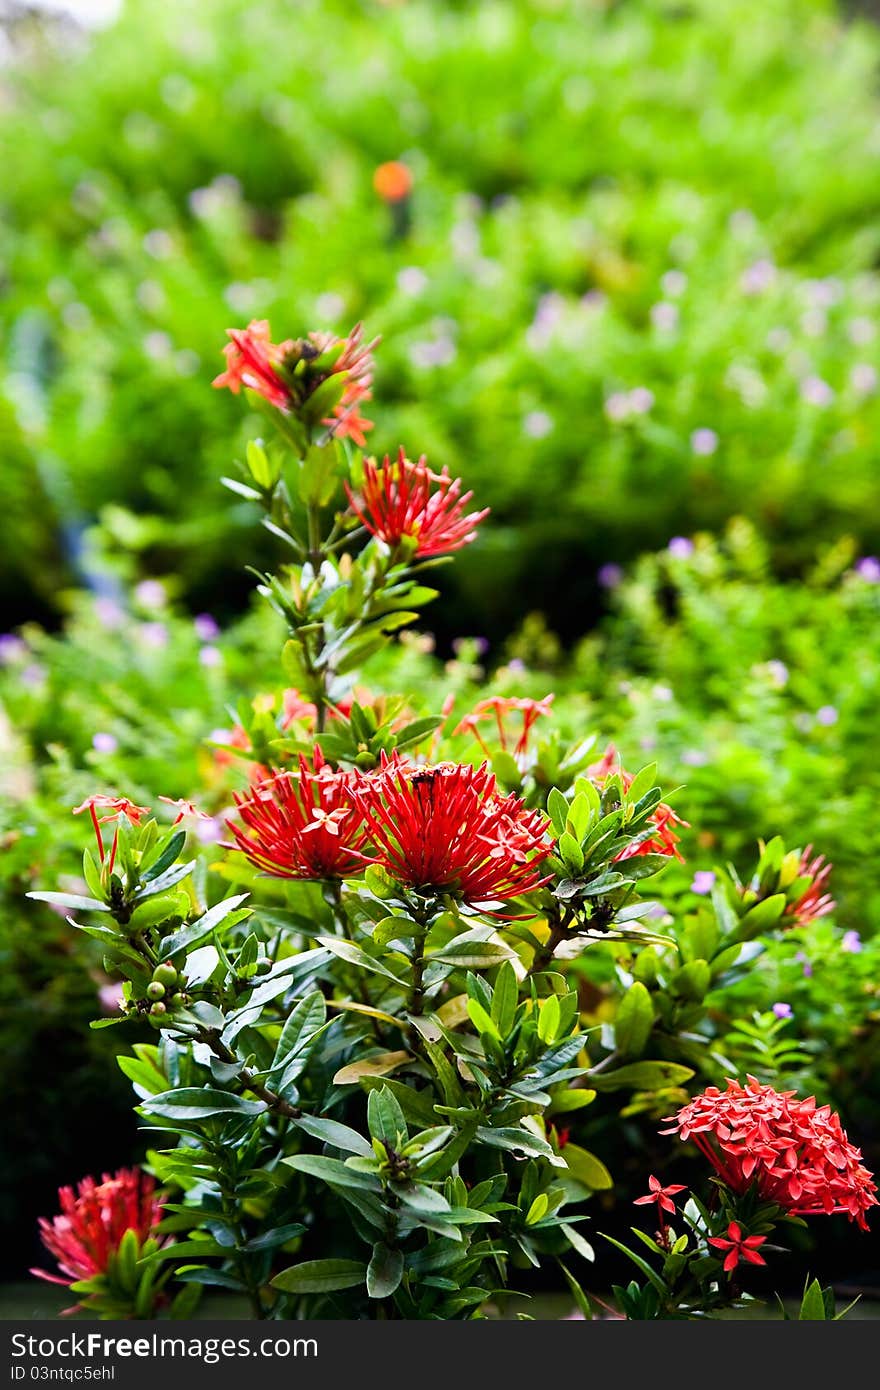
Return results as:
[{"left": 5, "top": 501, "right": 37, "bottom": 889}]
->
[
  {"left": 666, "top": 1077, "right": 878, "bottom": 1230},
  {"left": 213, "top": 319, "right": 378, "bottom": 445},
  {"left": 588, "top": 745, "right": 688, "bottom": 862},
  {"left": 32, "top": 1168, "right": 163, "bottom": 1291},
  {"left": 228, "top": 750, "right": 368, "bottom": 881},
  {"left": 353, "top": 754, "right": 551, "bottom": 907},
  {"left": 72, "top": 794, "right": 152, "bottom": 870},
  {"left": 708, "top": 1221, "right": 767, "bottom": 1273},
  {"left": 455, "top": 695, "right": 554, "bottom": 761},
  {"left": 345, "top": 449, "right": 489, "bottom": 558},
  {"left": 785, "top": 845, "right": 835, "bottom": 927}
]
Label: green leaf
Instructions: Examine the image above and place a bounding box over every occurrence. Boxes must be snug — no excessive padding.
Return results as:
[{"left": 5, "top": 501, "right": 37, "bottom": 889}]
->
[
  {"left": 563, "top": 1144, "right": 613, "bottom": 1190},
  {"left": 158, "top": 895, "right": 250, "bottom": 961},
  {"left": 282, "top": 1154, "right": 381, "bottom": 1192},
  {"left": 367, "top": 1085, "right": 408, "bottom": 1147},
  {"left": 799, "top": 1278, "right": 829, "bottom": 1321},
  {"left": 614, "top": 981, "right": 654, "bottom": 1058},
  {"left": 366, "top": 1243, "right": 404, "bottom": 1299},
  {"left": 140, "top": 1087, "right": 266, "bottom": 1120},
  {"left": 271, "top": 1259, "right": 367, "bottom": 1295},
  {"left": 467, "top": 997, "right": 500, "bottom": 1039},
  {"left": 587, "top": 1060, "right": 694, "bottom": 1092},
  {"left": 270, "top": 991, "right": 326, "bottom": 1071},
  {"left": 730, "top": 894, "right": 787, "bottom": 943},
  {"left": 293, "top": 1116, "right": 373, "bottom": 1156},
  {"left": 142, "top": 832, "right": 186, "bottom": 884},
  {"left": 317, "top": 935, "right": 409, "bottom": 986},
  {"left": 429, "top": 941, "right": 515, "bottom": 968},
  {"left": 27, "top": 891, "right": 108, "bottom": 913},
  {"left": 491, "top": 960, "right": 518, "bottom": 1035}
]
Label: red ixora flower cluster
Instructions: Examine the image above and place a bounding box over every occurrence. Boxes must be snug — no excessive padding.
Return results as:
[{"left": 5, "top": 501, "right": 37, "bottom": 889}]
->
[
  {"left": 345, "top": 449, "right": 489, "bottom": 558},
  {"left": 666, "top": 1077, "right": 878, "bottom": 1230},
  {"left": 455, "top": 695, "right": 554, "bottom": 763},
  {"left": 588, "top": 745, "right": 688, "bottom": 861},
  {"left": 353, "top": 754, "right": 552, "bottom": 907},
  {"left": 72, "top": 794, "right": 152, "bottom": 871},
  {"left": 213, "top": 319, "right": 377, "bottom": 446},
  {"left": 32, "top": 1168, "right": 163, "bottom": 1291},
  {"left": 228, "top": 749, "right": 369, "bottom": 881},
  {"left": 785, "top": 845, "right": 835, "bottom": 927}
]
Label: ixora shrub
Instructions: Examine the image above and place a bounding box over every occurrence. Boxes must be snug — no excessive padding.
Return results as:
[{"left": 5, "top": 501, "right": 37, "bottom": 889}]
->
[{"left": 30, "top": 321, "right": 876, "bottom": 1320}]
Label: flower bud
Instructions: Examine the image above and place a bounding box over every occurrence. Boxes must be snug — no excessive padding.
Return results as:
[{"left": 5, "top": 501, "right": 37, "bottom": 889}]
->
[
  {"left": 146, "top": 982, "right": 165, "bottom": 1001},
  {"left": 152, "top": 963, "right": 178, "bottom": 988}
]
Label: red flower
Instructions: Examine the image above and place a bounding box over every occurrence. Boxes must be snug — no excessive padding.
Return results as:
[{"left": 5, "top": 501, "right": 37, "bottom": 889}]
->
[
  {"left": 588, "top": 744, "right": 688, "bottom": 862},
  {"left": 353, "top": 754, "right": 552, "bottom": 907},
  {"left": 634, "top": 1174, "right": 687, "bottom": 1216},
  {"left": 665, "top": 1078, "right": 878, "bottom": 1230},
  {"left": 32, "top": 1168, "right": 163, "bottom": 1293},
  {"left": 72, "top": 794, "right": 152, "bottom": 867},
  {"left": 212, "top": 319, "right": 294, "bottom": 410},
  {"left": 373, "top": 161, "right": 413, "bottom": 203},
  {"left": 228, "top": 749, "right": 368, "bottom": 881},
  {"left": 708, "top": 1221, "right": 767, "bottom": 1274},
  {"left": 312, "top": 322, "right": 378, "bottom": 444},
  {"left": 345, "top": 449, "right": 489, "bottom": 559},
  {"left": 157, "top": 797, "right": 212, "bottom": 826},
  {"left": 281, "top": 688, "right": 319, "bottom": 731},
  {"left": 786, "top": 845, "right": 835, "bottom": 927},
  {"left": 455, "top": 695, "right": 555, "bottom": 762}
]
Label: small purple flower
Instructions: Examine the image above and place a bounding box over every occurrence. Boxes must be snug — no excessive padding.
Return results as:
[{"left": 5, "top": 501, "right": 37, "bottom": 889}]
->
[
  {"left": 20, "top": 663, "right": 46, "bottom": 688},
  {"left": 847, "top": 317, "right": 875, "bottom": 346},
  {"left": 690, "top": 428, "right": 718, "bottom": 457},
  {"left": 604, "top": 391, "right": 631, "bottom": 422},
  {"left": 661, "top": 270, "right": 687, "bottom": 298},
  {"left": 134, "top": 579, "right": 166, "bottom": 609},
  {"left": 668, "top": 536, "right": 694, "bottom": 558},
  {"left": 850, "top": 363, "right": 878, "bottom": 396},
  {"left": 629, "top": 387, "right": 655, "bottom": 415},
  {"left": 597, "top": 562, "right": 623, "bottom": 589},
  {"left": 765, "top": 659, "right": 789, "bottom": 689},
  {"left": 194, "top": 612, "right": 220, "bottom": 641},
  {"left": 506, "top": 658, "right": 526, "bottom": 674},
  {"left": 397, "top": 266, "right": 428, "bottom": 296},
  {"left": 0, "top": 634, "right": 27, "bottom": 665},
  {"left": 681, "top": 749, "right": 708, "bottom": 767},
  {"left": 856, "top": 556, "right": 880, "bottom": 582},
  {"left": 195, "top": 816, "right": 226, "bottom": 845},
  {"left": 98, "top": 981, "right": 125, "bottom": 1015},
  {"left": 772, "top": 1002, "right": 793, "bottom": 1020},
  {"left": 816, "top": 705, "right": 838, "bottom": 726},
  {"left": 800, "top": 375, "right": 835, "bottom": 407},
  {"left": 650, "top": 301, "right": 679, "bottom": 332},
  {"left": 740, "top": 258, "right": 777, "bottom": 295},
  {"left": 92, "top": 732, "right": 118, "bottom": 754},
  {"left": 93, "top": 598, "right": 125, "bottom": 630},
  {"left": 841, "top": 931, "right": 862, "bottom": 954},
  {"left": 795, "top": 951, "right": 813, "bottom": 979},
  {"left": 139, "top": 622, "right": 168, "bottom": 649},
  {"left": 199, "top": 646, "right": 222, "bottom": 668},
  {"left": 691, "top": 870, "right": 716, "bottom": 895},
  {"left": 523, "top": 410, "right": 554, "bottom": 439}
]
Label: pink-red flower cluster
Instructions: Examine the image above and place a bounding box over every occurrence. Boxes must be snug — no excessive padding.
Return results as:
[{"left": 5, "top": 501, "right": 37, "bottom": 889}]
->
[
  {"left": 666, "top": 1077, "right": 878, "bottom": 1230},
  {"left": 634, "top": 1174, "right": 687, "bottom": 1216},
  {"left": 228, "top": 749, "right": 368, "bottom": 880},
  {"left": 353, "top": 754, "right": 552, "bottom": 907},
  {"left": 785, "top": 845, "right": 835, "bottom": 927},
  {"left": 72, "top": 794, "right": 152, "bottom": 870},
  {"left": 345, "top": 449, "right": 489, "bottom": 558},
  {"left": 213, "top": 319, "right": 378, "bottom": 445},
  {"left": 588, "top": 745, "right": 688, "bottom": 861},
  {"left": 455, "top": 694, "right": 554, "bottom": 762},
  {"left": 32, "top": 1168, "right": 163, "bottom": 1290}
]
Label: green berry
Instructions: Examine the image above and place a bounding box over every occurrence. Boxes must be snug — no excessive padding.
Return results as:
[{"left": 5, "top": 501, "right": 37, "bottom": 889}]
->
[
  {"left": 149, "top": 1001, "right": 166, "bottom": 1018},
  {"left": 146, "top": 981, "right": 165, "bottom": 1001},
  {"left": 170, "top": 992, "right": 187, "bottom": 1008},
  {"left": 152, "top": 962, "right": 178, "bottom": 988}
]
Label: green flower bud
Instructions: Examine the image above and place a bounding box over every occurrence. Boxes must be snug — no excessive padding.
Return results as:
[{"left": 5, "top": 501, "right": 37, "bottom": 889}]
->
[
  {"left": 170, "top": 992, "right": 187, "bottom": 1008},
  {"left": 152, "top": 963, "right": 178, "bottom": 988},
  {"left": 146, "top": 981, "right": 165, "bottom": 1001},
  {"left": 149, "top": 1001, "right": 166, "bottom": 1018}
]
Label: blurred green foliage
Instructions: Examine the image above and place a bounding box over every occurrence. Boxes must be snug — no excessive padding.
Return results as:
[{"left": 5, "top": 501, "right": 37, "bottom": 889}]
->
[{"left": 4, "top": 0, "right": 880, "bottom": 633}]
